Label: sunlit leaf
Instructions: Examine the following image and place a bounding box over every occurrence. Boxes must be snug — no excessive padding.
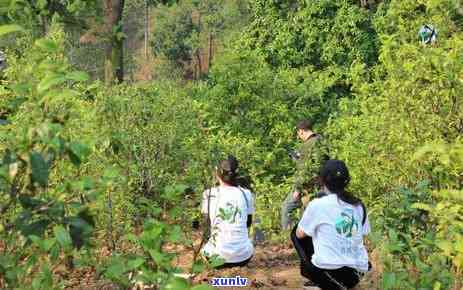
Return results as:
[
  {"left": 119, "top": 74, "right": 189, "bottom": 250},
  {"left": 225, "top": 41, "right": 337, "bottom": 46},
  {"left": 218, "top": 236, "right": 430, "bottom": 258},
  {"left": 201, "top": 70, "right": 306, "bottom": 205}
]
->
[
  {"left": 37, "top": 73, "right": 67, "bottom": 94},
  {"left": 67, "top": 142, "right": 91, "bottom": 166},
  {"left": 66, "top": 71, "right": 89, "bottom": 82},
  {"left": 53, "top": 225, "right": 72, "bottom": 252},
  {"left": 35, "top": 39, "right": 59, "bottom": 53},
  {"left": 164, "top": 277, "right": 189, "bottom": 290},
  {"left": 0, "top": 24, "right": 23, "bottom": 37},
  {"left": 127, "top": 258, "right": 145, "bottom": 270}
]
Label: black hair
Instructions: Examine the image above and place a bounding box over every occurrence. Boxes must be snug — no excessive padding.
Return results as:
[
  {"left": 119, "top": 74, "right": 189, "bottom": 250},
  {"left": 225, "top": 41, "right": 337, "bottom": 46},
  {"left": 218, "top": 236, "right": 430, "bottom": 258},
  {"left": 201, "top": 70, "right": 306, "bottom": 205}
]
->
[
  {"left": 296, "top": 119, "right": 313, "bottom": 131},
  {"left": 216, "top": 155, "right": 239, "bottom": 186},
  {"left": 319, "top": 160, "right": 361, "bottom": 205},
  {"left": 236, "top": 174, "right": 252, "bottom": 191}
]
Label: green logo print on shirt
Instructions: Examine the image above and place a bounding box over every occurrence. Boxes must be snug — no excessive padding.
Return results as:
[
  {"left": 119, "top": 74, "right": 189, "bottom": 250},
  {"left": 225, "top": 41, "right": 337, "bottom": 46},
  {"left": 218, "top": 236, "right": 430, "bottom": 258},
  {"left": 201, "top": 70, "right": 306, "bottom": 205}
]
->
[
  {"left": 335, "top": 208, "right": 359, "bottom": 238},
  {"left": 218, "top": 202, "right": 242, "bottom": 223}
]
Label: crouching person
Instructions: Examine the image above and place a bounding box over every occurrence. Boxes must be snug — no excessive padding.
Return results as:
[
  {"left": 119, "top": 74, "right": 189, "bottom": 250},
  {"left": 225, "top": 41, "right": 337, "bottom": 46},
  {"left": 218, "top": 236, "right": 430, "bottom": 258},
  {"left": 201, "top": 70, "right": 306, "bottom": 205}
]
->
[
  {"left": 201, "top": 155, "right": 255, "bottom": 269},
  {"left": 291, "top": 160, "right": 370, "bottom": 289}
]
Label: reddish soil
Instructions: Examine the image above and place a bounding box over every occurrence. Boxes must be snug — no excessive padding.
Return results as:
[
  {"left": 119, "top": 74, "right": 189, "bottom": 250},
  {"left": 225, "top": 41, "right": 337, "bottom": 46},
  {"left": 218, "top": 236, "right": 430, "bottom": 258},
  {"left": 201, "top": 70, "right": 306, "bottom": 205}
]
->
[
  {"left": 63, "top": 235, "right": 380, "bottom": 290},
  {"left": 176, "top": 237, "right": 381, "bottom": 290}
]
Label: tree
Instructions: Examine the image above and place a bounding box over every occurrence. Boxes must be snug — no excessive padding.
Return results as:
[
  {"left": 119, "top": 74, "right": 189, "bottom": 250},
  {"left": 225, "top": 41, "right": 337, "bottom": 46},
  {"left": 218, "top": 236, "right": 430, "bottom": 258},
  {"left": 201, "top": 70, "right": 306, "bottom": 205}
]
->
[
  {"left": 104, "top": 0, "right": 126, "bottom": 84},
  {"left": 151, "top": 1, "right": 199, "bottom": 78},
  {"left": 102, "top": 0, "right": 175, "bottom": 84},
  {"left": 149, "top": 0, "right": 249, "bottom": 79},
  {"left": 1, "top": 0, "right": 98, "bottom": 34}
]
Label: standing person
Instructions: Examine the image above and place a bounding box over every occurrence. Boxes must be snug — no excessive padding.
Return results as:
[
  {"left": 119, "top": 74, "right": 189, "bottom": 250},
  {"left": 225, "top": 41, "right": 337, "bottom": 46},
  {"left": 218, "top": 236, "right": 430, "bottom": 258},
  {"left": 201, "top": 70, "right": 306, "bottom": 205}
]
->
[
  {"left": 201, "top": 155, "right": 255, "bottom": 268},
  {"left": 291, "top": 160, "right": 370, "bottom": 290},
  {"left": 281, "top": 119, "right": 329, "bottom": 230}
]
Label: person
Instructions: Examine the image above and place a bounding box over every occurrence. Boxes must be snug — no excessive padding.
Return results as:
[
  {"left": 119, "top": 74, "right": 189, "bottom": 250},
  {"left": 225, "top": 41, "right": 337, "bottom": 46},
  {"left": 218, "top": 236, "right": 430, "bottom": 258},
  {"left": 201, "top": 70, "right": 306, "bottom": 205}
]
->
[
  {"left": 419, "top": 24, "right": 437, "bottom": 45},
  {"left": 0, "top": 50, "right": 6, "bottom": 72},
  {"left": 201, "top": 155, "right": 255, "bottom": 268},
  {"left": 281, "top": 119, "right": 329, "bottom": 230},
  {"left": 291, "top": 160, "right": 370, "bottom": 290}
]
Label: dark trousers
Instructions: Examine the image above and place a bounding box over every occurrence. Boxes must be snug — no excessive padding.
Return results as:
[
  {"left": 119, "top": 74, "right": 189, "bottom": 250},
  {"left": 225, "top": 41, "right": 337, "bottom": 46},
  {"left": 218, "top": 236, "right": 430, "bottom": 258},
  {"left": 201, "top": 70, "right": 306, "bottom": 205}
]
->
[
  {"left": 213, "top": 256, "right": 252, "bottom": 270},
  {"left": 291, "top": 226, "right": 362, "bottom": 290}
]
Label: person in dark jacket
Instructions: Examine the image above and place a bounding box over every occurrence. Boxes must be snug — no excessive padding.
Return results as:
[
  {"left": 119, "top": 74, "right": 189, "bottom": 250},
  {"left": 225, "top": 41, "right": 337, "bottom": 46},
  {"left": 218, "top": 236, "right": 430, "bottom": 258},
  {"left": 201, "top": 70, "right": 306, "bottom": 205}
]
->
[{"left": 281, "top": 120, "right": 329, "bottom": 230}]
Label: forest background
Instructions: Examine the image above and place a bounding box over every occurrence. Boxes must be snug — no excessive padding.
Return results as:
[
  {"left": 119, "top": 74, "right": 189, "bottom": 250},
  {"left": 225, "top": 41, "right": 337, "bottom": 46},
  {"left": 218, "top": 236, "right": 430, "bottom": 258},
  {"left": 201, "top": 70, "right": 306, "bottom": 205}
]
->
[{"left": 0, "top": 0, "right": 462, "bottom": 289}]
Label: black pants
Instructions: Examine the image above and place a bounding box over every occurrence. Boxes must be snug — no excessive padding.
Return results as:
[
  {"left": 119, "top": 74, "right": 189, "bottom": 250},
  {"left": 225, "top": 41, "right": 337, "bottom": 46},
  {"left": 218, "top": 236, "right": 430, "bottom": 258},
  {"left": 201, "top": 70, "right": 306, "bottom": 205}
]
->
[
  {"left": 213, "top": 256, "right": 252, "bottom": 270},
  {"left": 291, "top": 226, "right": 362, "bottom": 290}
]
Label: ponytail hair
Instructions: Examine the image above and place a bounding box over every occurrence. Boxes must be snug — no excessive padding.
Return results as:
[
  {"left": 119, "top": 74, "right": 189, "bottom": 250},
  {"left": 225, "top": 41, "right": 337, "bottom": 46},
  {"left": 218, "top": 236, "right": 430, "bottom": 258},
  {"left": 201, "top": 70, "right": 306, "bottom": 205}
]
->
[
  {"left": 320, "top": 160, "right": 361, "bottom": 205},
  {"left": 216, "top": 155, "right": 239, "bottom": 186}
]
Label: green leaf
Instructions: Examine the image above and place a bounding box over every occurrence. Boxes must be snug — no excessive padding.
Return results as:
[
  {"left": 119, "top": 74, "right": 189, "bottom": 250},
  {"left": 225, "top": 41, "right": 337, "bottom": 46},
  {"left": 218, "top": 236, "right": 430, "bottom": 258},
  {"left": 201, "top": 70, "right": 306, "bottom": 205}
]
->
[
  {"left": 35, "top": 39, "right": 59, "bottom": 53},
  {"left": 37, "top": 0, "right": 47, "bottom": 9},
  {"left": 66, "top": 71, "right": 89, "bottom": 82},
  {"left": 53, "top": 225, "right": 72, "bottom": 252},
  {"left": 30, "top": 152, "right": 49, "bottom": 187},
  {"left": 168, "top": 225, "right": 182, "bottom": 242},
  {"left": 124, "top": 233, "right": 138, "bottom": 243},
  {"left": 37, "top": 73, "right": 67, "bottom": 94},
  {"left": 41, "top": 239, "right": 56, "bottom": 252},
  {"left": 105, "top": 258, "right": 127, "bottom": 277},
  {"left": 148, "top": 249, "right": 167, "bottom": 266},
  {"left": 115, "top": 31, "right": 126, "bottom": 41},
  {"left": 164, "top": 277, "right": 189, "bottom": 290},
  {"left": 18, "top": 219, "right": 50, "bottom": 239},
  {"left": 19, "top": 195, "right": 45, "bottom": 209},
  {"left": 127, "top": 258, "right": 145, "bottom": 270},
  {"left": 49, "top": 243, "right": 60, "bottom": 262},
  {"left": 207, "top": 255, "right": 225, "bottom": 268},
  {"left": 382, "top": 272, "right": 397, "bottom": 290},
  {"left": 162, "top": 184, "right": 188, "bottom": 200},
  {"left": 0, "top": 24, "right": 23, "bottom": 37},
  {"left": 437, "top": 240, "right": 453, "bottom": 257},
  {"left": 411, "top": 202, "right": 432, "bottom": 212},
  {"left": 192, "top": 260, "right": 206, "bottom": 274},
  {"left": 67, "top": 142, "right": 91, "bottom": 166},
  {"left": 30, "top": 236, "right": 55, "bottom": 252}
]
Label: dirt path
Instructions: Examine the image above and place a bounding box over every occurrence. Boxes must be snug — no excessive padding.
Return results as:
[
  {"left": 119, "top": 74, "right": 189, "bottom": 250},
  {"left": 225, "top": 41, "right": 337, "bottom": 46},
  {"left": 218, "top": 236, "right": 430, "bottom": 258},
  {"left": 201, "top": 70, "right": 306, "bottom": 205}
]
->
[
  {"left": 65, "top": 236, "right": 380, "bottom": 290},
  {"left": 189, "top": 244, "right": 303, "bottom": 289},
  {"left": 181, "top": 241, "right": 380, "bottom": 290}
]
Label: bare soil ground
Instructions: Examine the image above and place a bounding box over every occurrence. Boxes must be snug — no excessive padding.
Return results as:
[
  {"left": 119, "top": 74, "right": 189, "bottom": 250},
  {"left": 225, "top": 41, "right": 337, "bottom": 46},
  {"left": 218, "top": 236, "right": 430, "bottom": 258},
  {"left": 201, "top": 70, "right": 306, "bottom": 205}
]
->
[
  {"left": 64, "top": 235, "right": 380, "bottom": 290},
  {"left": 189, "top": 242, "right": 380, "bottom": 290}
]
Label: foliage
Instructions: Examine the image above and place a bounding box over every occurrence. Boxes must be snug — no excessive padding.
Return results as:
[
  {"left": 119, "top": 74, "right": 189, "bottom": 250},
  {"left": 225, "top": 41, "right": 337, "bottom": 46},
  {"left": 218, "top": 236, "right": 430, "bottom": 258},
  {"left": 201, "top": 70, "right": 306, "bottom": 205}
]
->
[
  {"left": 151, "top": 2, "right": 199, "bottom": 67},
  {"left": 1, "top": 0, "right": 99, "bottom": 34},
  {"left": 0, "top": 22, "right": 213, "bottom": 289},
  {"left": 243, "top": 0, "right": 378, "bottom": 69},
  {"left": 1, "top": 0, "right": 462, "bottom": 288},
  {"left": 0, "top": 23, "right": 99, "bottom": 288},
  {"left": 150, "top": 0, "right": 250, "bottom": 80},
  {"left": 379, "top": 140, "right": 463, "bottom": 289},
  {"left": 324, "top": 0, "right": 462, "bottom": 287}
]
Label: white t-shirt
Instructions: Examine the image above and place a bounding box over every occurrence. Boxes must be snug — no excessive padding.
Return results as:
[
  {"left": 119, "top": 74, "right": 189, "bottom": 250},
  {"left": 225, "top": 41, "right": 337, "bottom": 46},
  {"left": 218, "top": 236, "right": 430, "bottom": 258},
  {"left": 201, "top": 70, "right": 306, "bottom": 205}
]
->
[
  {"left": 201, "top": 185, "right": 255, "bottom": 263},
  {"left": 298, "top": 194, "right": 370, "bottom": 272}
]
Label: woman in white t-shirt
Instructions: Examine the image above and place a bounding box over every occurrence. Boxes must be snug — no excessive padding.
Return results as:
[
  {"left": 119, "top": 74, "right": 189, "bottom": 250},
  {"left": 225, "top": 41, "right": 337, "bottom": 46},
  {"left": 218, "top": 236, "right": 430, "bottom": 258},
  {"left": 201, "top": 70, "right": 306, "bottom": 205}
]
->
[
  {"left": 201, "top": 155, "right": 255, "bottom": 268},
  {"left": 292, "top": 159, "right": 370, "bottom": 290}
]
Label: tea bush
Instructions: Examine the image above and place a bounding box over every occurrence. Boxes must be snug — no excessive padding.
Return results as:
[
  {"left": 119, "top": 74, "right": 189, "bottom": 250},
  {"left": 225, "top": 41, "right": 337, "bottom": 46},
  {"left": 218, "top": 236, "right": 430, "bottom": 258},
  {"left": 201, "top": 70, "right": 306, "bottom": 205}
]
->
[
  {"left": 0, "top": 0, "right": 462, "bottom": 288},
  {"left": 325, "top": 0, "right": 462, "bottom": 287}
]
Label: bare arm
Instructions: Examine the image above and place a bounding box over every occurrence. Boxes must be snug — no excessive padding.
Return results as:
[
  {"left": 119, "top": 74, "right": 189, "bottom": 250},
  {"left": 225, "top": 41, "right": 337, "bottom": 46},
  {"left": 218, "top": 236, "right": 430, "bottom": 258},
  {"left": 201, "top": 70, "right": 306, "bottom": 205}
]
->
[{"left": 296, "top": 226, "right": 308, "bottom": 239}]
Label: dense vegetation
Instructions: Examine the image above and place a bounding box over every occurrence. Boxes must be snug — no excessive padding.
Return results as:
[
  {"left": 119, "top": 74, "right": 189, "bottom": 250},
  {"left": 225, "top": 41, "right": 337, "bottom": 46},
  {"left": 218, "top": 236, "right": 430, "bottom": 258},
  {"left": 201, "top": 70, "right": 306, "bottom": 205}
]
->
[{"left": 0, "top": 0, "right": 462, "bottom": 289}]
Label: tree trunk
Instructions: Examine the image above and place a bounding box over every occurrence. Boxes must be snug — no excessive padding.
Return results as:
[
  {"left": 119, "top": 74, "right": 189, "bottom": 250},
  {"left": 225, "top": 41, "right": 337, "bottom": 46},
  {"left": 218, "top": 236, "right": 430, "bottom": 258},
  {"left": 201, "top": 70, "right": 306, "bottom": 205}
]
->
[
  {"left": 207, "top": 32, "right": 213, "bottom": 74},
  {"left": 144, "top": 0, "right": 149, "bottom": 59},
  {"left": 192, "top": 9, "right": 202, "bottom": 79},
  {"left": 104, "top": 0, "right": 125, "bottom": 85},
  {"left": 195, "top": 50, "right": 202, "bottom": 79}
]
